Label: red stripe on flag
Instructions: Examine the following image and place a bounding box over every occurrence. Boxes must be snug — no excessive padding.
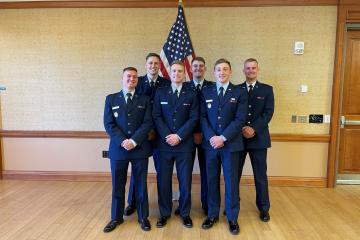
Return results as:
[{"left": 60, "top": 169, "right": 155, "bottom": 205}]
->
[
  {"left": 183, "top": 58, "right": 192, "bottom": 81},
  {"left": 159, "top": 60, "right": 170, "bottom": 80}
]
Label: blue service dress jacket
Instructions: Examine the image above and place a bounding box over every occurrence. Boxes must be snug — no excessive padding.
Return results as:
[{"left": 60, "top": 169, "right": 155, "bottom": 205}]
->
[
  {"left": 103, "top": 90, "right": 153, "bottom": 160},
  {"left": 136, "top": 75, "right": 170, "bottom": 103},
  {"left": 238, "top": 81, "right": 274, "bottom": 149},
  {"left": 200, "top": 83, "right": 248, "bottom": 152},
  {"left": 152, "top": 83, "right": 199, "bottom": 152},
  {"left": 189, "top": 79, "right": 214, "bottom": 133}
]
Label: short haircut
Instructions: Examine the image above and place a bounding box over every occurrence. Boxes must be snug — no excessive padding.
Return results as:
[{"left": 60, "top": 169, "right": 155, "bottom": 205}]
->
[
  {"left": 191, "top": 56, "right": 206, "bottom": 65},
  {"left": 146, "top": 53, "right": 161, "bottom": 61},
  {"left": 171, "top": 60, "right": 185, "bottom": 70},
  {"left": 123, "top": 66, "right": 138, "bottom": 73},
  {"left": 244, "top": 58, "right": 258, "bottom": 65},
  {"left": 214, "top": 58, "right": 231, "bottom": 70}
]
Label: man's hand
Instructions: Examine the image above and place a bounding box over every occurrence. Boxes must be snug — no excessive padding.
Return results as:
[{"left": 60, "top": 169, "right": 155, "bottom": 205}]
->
[
  {"left": 165, "top": 134, "right": 181, "bottom": 146},
  {"left": 242, "top": 126, "right": 255, "bottom": 138},
  {"left": 121, "top": 139, "right": 135, "bottom": 151},
  {"left": 209, "top": 136, "right": 224, "bottom": 149}
]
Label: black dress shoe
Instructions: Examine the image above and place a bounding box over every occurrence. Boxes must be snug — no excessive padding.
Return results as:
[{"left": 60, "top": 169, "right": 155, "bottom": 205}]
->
[
  {"left": 156, "top": 216, "right": 169, "bottom": 228},
  {"left": 174, "top": 207, "right": 180, "bottom": 215},
  {"left": 259, "top": 211, "right": 270, "bottom": 222},
  {"left": 228, "top": 220, "right": 240, "bottom": 235},
  {"left": 201, "top": 217, "right": 219, "bottom": 229},
  {"left": 103, "top": 219, "right": 124, "bottom": 233},
  {"left": 139, "top": 218, "right": 151, "bottom": 231},
  {"left": 124, "top": 205, "right": 136, "bottom": 216},
  {"left": 182, "top": 216, "right": 193, "bottom": 228}
]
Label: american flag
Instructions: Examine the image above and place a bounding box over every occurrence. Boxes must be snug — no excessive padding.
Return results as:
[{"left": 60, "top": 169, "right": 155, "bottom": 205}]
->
[{"left": 159, "top": 3, "right": 195, "bottom": 81}]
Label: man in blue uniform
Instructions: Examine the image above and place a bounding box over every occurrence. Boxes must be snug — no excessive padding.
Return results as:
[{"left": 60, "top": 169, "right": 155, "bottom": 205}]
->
[
  {"left": 125, "top": 53, "right": 170, "bottom": 216},
  {"left": 103, "top": 67, "right": 152, "bottom": 232},
  {"left": 153, "top": 60, "right": 199, "bottom": 228},
  {"left": 238, "top": 58, "right": 274, "bottom": 222},
  {"left": 200, "top": 59, "right": 247, "bottom": 235},
  {"left": 189, "top": 56, "right": 213, "bottom": 216}
]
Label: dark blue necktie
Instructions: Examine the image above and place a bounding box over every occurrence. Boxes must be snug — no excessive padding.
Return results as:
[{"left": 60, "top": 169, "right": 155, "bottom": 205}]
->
[
  {"left": 248, "top": 85, "right": 253, "bottom": 97},
  {"left": 126, "top": 93, "right": 132, "bottom": 105},
  {"left": 150, "top": 81, "right": 155, "bottom": 88},
  {"left": 196, "top": 84, "right": 201, "bottom": 92},
  {"left": 218, "top": 86, "right": 224, "bottom": 104}
]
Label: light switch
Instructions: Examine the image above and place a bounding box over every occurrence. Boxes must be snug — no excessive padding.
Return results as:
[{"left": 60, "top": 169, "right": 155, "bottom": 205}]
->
[{"left": 298, "top": 115, "right": 307, "bottom": 123}]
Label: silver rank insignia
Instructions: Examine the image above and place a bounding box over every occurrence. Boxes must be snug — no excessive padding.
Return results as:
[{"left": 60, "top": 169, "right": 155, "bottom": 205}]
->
[
  {"left": 207, "top": 103, "right": 211, "bottom": 109},
  {"left": 114, "top": 112, "right": 118, "bottom": 118}
]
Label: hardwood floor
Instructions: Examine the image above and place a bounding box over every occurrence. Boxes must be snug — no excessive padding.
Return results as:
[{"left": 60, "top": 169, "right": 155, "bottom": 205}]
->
[{"left": 0, "top": 180, "right": 359, "bottom": 240}]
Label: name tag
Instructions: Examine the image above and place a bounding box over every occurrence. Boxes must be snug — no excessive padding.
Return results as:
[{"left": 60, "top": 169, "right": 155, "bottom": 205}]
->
[
  {"left": 230, "top": 98, "right": 236, "bottom": 102},
  {"left": 137, "top": 105, "right": 145, "bottom": 109},
  {"left": 112, "top": 106, "right": 119, "bottom": 110},
  {"left": 205, "top": 99, "right": 213, "bottom": 103},
  {"left": 257, "top": 96, "right": 265, "bottom": 100},
  {"left": 161, "top": 102, "right": 168, "bottom": 105},
  {"left": 183, "top": 103, "right": 190, "bottom": 106}
]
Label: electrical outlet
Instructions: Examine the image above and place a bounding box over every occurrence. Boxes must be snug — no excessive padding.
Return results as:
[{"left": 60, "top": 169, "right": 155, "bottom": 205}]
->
[
  {"left": 324, "top": 114, "right": 331, "bottom": 123},
  {"left": 102, "top": 150, "right": 109, "bottom": 158},
  {"left": 291, "top": 115, "right": 297, "bottom": 123},
  {"left": 298, "top": 115, "right": 307, "bottom": 123}
]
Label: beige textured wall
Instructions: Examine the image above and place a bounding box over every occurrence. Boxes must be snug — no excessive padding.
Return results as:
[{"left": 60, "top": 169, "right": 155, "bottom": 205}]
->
[
  {"left": 0, "top": 6, "right": 336, "bottom": 134},
  {"left": 2, "top": 138, "right": 328, "bottom": 177}
]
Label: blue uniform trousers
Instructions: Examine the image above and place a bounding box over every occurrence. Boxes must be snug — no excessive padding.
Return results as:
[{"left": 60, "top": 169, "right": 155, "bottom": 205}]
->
[
  {"left": 239, "top": 149, "right": 270, "bottom": 212},
  {"left": 127, "top": 146, "right": 159, "bottom": 207},
  {"left": 110, "top": 158, "right": 149, "bottom": 221},
  {"left": 192, "top": 144, "right": 207, "bottom": 211},
  {"left": 157, "top": 151, "right": 193, "bottom": 218},
  {"left": 206, "top": 149, "right": 240, "bottom": 221}
]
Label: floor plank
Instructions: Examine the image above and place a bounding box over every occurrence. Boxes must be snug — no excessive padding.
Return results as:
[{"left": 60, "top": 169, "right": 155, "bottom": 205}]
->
[{"left": 0, "top": 180, "right": 359, "bottom": 240}]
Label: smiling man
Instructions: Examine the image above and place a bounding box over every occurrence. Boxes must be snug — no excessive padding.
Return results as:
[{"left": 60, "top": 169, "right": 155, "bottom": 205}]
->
[
  {"left": 103, "top": 67, "right": 153, "bottom": 232},
  {"left": 152, "top": 60, "right": 199, "bottom": 229},
  {"left": 238, "top": 58, "right": 274, "bottom": 223},
  {"left": 125, "top": 53, "right": 170, "bottom": 217},
  {"left": 200, "top": 58, "right": 247, "bottom": 235},
  {"left": 189, "top": 56, "right": 213, "bottom": 215}
]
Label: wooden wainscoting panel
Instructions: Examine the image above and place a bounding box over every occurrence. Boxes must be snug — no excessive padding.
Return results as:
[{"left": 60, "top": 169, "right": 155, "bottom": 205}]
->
[
  {"left": 0, "top": 0, "right": 338, "bottom": 9},
  {"left": 0, "top": 140, "right": 2, "bottom": 179},
  {"left": 271, "top": 134, "right": 330, "bottom": 142},
  {"left": 0, "top": 130, "right": 108, "bottom": 138},
  {"left": 2, "top": 171, "right": 327, "bottom": 187},
  {"left": 338, "top": 127, "right": 360, "bottom": 173},
  {"left": 2, "top": 171, "right": 112, "bottom": 181},
  {"left": 340, "top": 0, "right": 360, "bottom": 5},
  {"left": 347, "top": 8, "right": 360, "bottom": 22},
  {"left": 0, "top": 130, "right": 330, "bottom": 142}
]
